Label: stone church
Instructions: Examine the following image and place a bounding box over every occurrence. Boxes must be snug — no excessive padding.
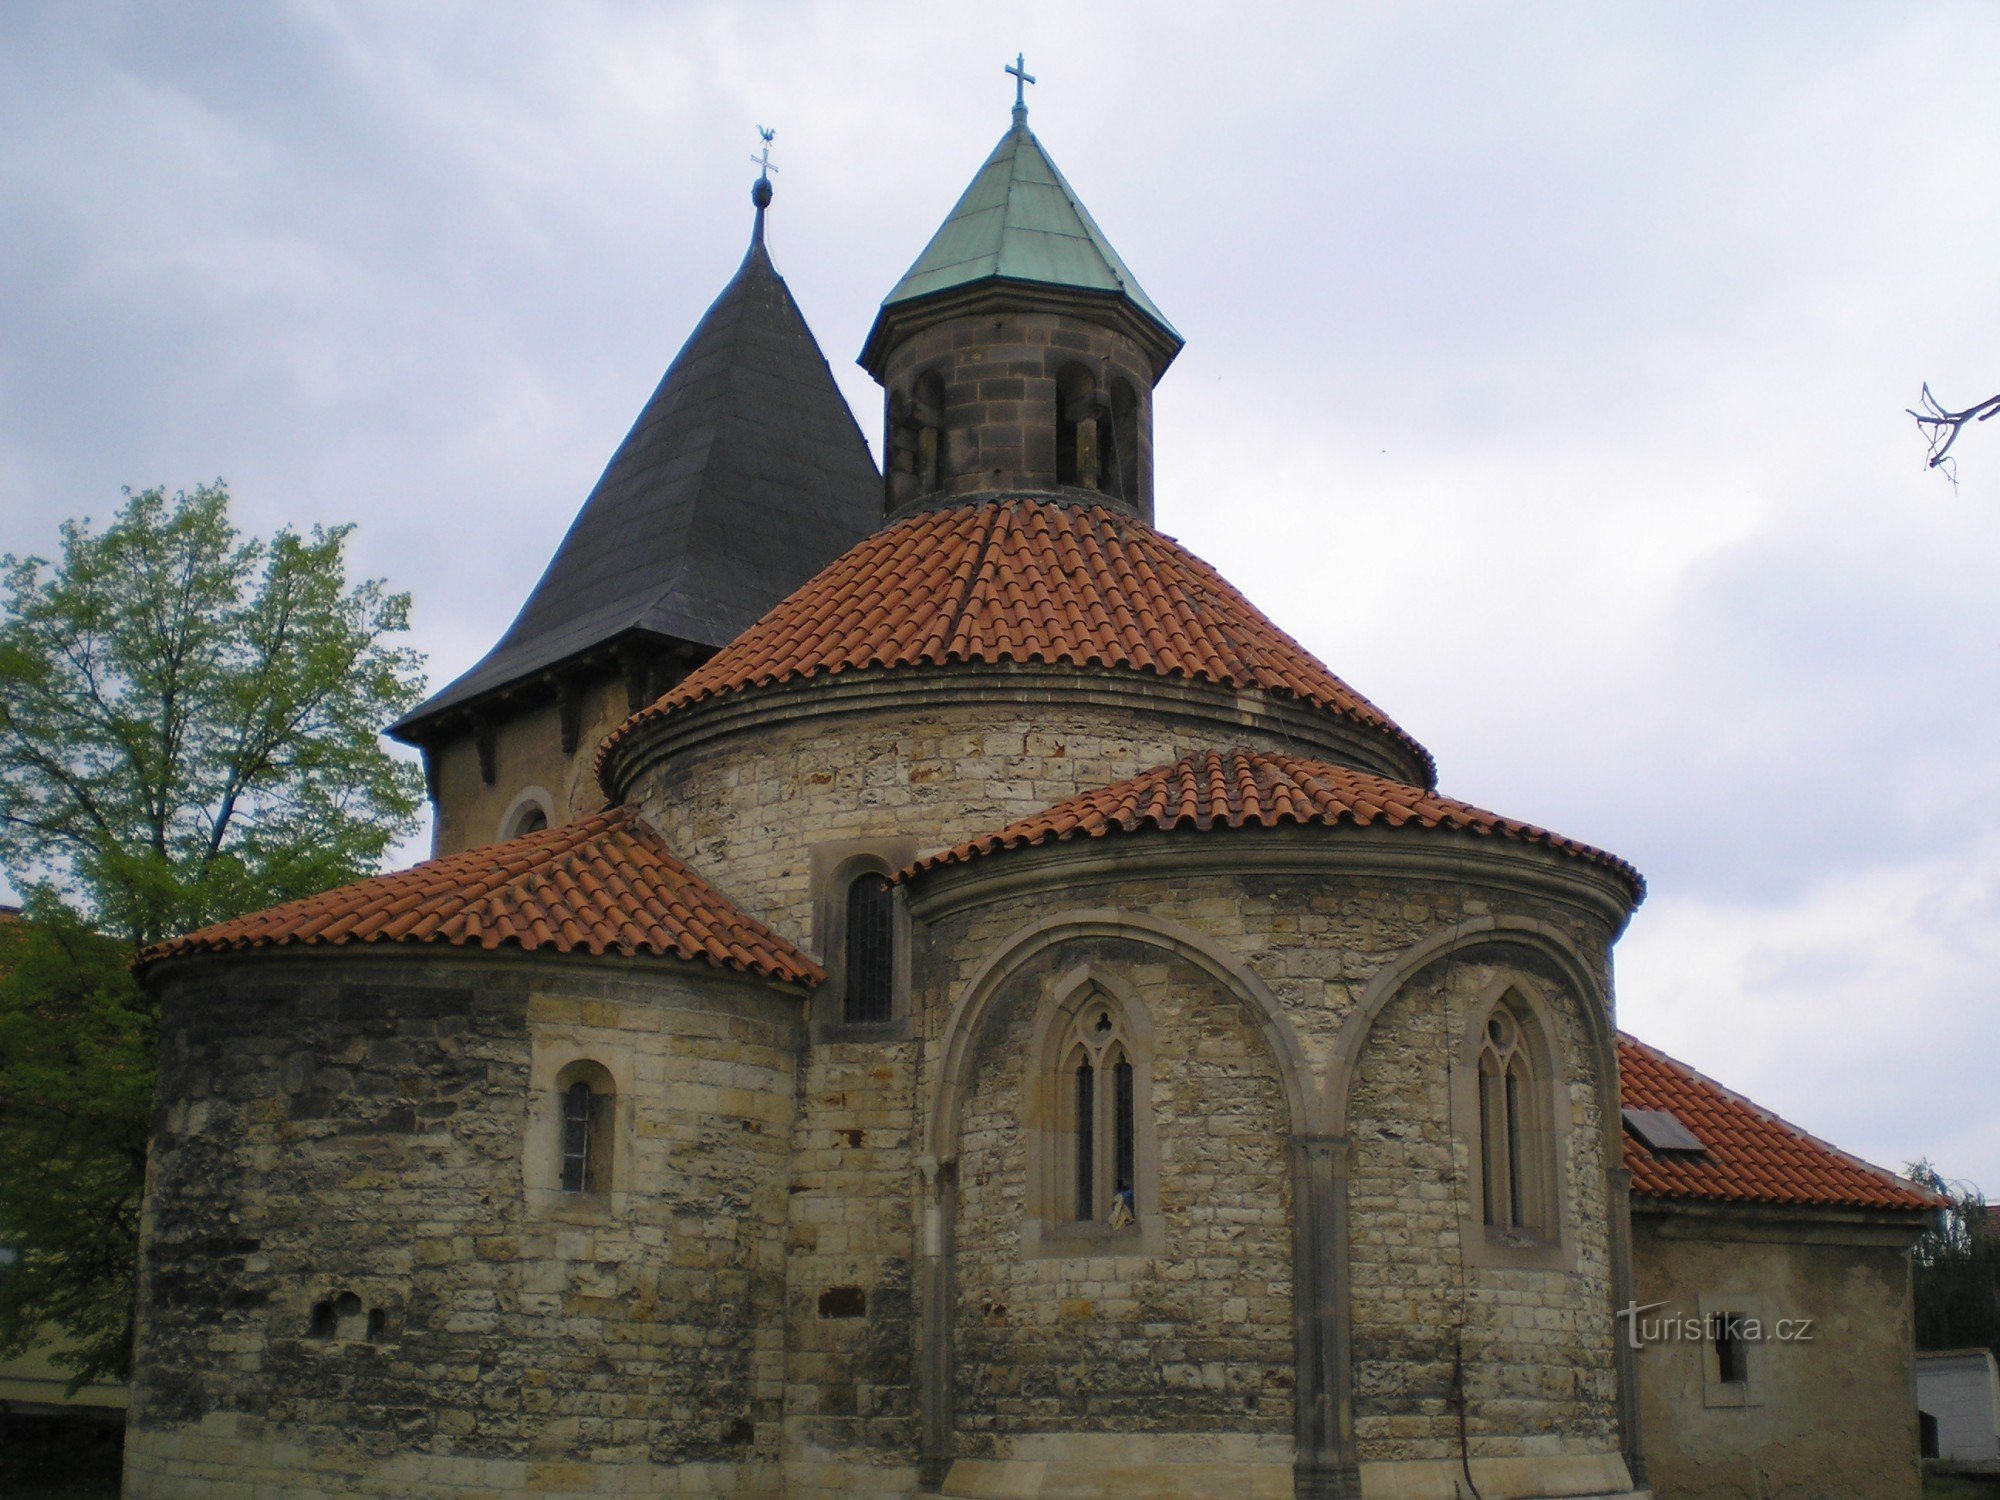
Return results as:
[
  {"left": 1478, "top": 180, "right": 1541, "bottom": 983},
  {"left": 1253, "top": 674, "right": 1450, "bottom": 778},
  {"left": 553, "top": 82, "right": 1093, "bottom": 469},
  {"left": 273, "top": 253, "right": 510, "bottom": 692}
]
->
[{"left": 124, "top": 86, "right": 1939, "bottom": 1500}]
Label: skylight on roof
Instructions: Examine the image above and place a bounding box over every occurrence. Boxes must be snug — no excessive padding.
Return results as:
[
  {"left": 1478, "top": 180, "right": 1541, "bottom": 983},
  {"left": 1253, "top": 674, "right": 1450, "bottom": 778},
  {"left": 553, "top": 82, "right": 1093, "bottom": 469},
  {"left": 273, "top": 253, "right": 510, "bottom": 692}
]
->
[{"left": 1622, "top": 1107, "right": 1707, "bottom": 1154}]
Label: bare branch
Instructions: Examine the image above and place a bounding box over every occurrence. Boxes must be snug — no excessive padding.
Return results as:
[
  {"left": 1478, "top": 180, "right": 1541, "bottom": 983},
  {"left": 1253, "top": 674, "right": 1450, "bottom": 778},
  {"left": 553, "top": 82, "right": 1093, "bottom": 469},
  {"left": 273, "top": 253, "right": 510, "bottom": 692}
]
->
[{"left": 1908, "top": 382, "right": 2000, "bottom": 477}]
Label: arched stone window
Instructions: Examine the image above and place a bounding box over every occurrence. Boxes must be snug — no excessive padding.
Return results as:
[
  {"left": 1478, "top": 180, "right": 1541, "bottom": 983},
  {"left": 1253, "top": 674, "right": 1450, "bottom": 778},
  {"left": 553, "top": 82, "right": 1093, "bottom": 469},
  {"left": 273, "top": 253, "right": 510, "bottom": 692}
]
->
[
  {"left": 555, "top": 1060, "right": 615, "bottom": 1195},
  {"left": 1107, "top": 377, "right": 1140, "bottom": 503},
  {"left": 1474, "top": 991, "right": 1557, "bottom": 1241},
  {"left": 498, "top": 787, "right": 555, "bottom": 843},
  {"left": 1026, "top": 971, "right": 1159, "bottom": 1254},
  {"left": 887, "top": 371, "right": 948, "bottom": 510},
  {"left": 1055, "top": 363, "right": 1102, "bottom": 489},
  {"left": 843, "top": 871, "right": 895, "bottom": 1025}
]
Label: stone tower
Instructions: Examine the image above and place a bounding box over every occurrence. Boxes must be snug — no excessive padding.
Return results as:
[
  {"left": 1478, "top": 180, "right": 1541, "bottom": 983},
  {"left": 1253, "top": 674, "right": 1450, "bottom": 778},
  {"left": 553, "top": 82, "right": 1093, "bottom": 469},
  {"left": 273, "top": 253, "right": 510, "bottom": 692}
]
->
[{"left": 389, "top": 179, "right": 881, "bottom": 856}]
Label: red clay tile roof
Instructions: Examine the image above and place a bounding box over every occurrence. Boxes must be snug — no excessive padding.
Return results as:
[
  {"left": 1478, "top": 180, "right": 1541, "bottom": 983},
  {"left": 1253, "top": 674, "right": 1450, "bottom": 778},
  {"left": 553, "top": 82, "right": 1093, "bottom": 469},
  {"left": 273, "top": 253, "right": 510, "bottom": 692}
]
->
[
  {"left": 142, "top": 807, "right": 820, "bottom": 985},
  {"left": 903, "top": 748, "right": 1643, "bottom": 899},
  {"left": 598, "top": 497, "right": 1432, "bottom": 784},
  {"left": 1618, "top": 1034, "right": 1940, "bottom": 1212}
]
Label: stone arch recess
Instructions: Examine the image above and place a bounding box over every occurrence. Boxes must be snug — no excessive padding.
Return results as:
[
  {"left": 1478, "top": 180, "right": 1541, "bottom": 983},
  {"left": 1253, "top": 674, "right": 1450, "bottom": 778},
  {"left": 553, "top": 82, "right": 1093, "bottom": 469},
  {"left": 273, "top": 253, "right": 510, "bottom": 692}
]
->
[
  {"left": 918, "top": 908, "right": 1326, "bottom": 1491},
  {"left": 926, "top": 908, "right": 1324, "bottom": 1159},
  {"left": 1324, "top": 913, "right": 1644, "bottom": 1487}
]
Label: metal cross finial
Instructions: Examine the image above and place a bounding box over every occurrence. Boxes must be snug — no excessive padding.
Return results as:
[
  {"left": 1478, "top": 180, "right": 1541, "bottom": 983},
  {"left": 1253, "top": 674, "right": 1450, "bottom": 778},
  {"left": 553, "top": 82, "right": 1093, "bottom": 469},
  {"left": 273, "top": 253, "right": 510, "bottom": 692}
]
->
[
  {"left": 751, "top": 124, "right": 778, "bottom": 181},
  {"left": 1006, "top": 53, "right": 1035, "bottom": 121}
]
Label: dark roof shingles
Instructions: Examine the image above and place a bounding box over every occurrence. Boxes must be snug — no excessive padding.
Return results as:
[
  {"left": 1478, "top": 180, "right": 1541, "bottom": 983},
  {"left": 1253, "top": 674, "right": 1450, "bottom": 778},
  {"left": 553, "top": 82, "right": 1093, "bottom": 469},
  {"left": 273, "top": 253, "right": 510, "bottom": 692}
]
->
[{"left": 396, "top": 239, "right": 881, "bottom": 734}]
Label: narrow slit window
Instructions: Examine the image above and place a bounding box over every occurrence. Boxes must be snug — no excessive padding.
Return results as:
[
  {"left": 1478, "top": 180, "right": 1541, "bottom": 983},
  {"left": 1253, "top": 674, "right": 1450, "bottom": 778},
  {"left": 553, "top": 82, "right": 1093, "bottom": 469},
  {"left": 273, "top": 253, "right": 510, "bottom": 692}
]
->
[
  {"left": 561, "top": 1080, "right": 594, "bottom": 1193},
  {"left": 1505, "top": 1065, "right": 1526, "bottom": 1227},
  {"left": 844, "top": 872, "right": 895, "bottom": 1024},
  {"left": 1075, "top": 1059, "right": 1095, "bottom": 1220},
  {"left": 1113, "top": 1055, "right": 1135, "bottom": 1218},
  {"left": 1713, "top": 1312, "right": 1748, "bottom": 1385}
]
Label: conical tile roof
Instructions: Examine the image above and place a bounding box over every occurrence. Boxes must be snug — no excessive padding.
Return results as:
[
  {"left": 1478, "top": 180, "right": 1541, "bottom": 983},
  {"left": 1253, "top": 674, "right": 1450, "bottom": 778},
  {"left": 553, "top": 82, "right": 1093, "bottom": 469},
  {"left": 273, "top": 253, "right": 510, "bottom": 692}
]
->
[
  {"left": 598, "top": 497, "right": 1434, "bottom": 785},
  {"left": 394, "top": 225, "right": 881, "bottom": 738},
  {"left": 904, "top": 748, "right": 1642, "bottom": 902},
  {"left": 141, "top": 807, "right": 820, "bottom": 985},
  {"left": 862, "top": 113, "right": 1177, "bottom": 363}
]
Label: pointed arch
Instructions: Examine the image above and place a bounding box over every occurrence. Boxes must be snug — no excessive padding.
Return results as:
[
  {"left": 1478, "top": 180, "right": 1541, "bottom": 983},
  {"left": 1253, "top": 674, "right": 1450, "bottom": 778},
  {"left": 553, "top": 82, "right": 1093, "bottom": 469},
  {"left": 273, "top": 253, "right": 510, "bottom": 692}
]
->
[{"left": 924, "top": 909, "right": 1323, "bottom": 1163}]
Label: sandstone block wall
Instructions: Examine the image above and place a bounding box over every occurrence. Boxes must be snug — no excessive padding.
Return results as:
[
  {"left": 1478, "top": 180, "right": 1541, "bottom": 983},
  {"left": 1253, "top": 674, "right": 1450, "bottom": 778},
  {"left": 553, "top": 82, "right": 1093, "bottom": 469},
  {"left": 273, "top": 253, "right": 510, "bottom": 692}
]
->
[
  {"left": 946, "top": 933, "right": 1295, "bottom": 1447},
  {"left": 126, "top": 953, "right": 802, "bottom": 1499},
  {"left": 1345, "top": 945, "right": 1618, "bottom": 1460},
  {"left": 429, "top": 675, "right": 630, "bottom": 856},
  {"left": 911, "top": 859, "right": 1629, "bottom": 1483},
  {"left": 632, "top": 684, "right": 1372, "bottom": 948},
  {"left": 878, "top": 311, "right": 1157, "bottom": 517}
]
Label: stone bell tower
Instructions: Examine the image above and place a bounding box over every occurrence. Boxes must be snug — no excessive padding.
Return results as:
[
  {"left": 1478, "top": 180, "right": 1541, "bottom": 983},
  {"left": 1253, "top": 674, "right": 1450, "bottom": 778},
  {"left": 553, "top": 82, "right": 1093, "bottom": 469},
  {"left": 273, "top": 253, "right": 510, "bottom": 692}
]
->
[{"left": 859, "top": 72, "right": 1183, "bottom": 522}]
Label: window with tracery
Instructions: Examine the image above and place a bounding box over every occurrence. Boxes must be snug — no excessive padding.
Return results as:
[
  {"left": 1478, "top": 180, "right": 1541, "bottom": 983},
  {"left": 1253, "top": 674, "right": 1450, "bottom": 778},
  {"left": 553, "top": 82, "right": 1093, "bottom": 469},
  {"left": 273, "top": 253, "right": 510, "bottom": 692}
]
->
[
  {"left": 1476, "top": 994, "right": 1555, "bottom": 1238},
  {"left": 1058, "top": 993, "right": 1140, "bottom": 1227}
]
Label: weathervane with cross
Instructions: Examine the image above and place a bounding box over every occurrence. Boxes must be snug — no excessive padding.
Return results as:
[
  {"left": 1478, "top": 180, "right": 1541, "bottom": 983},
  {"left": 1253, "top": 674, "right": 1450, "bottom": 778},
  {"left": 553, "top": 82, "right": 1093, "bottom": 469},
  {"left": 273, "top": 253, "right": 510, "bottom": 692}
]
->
[
  {"left": 1006, "top": 52, "right": 1035, "bottom": 122},
  {"left": 749, "top": 125, "right": 777, "bottom": 243}
]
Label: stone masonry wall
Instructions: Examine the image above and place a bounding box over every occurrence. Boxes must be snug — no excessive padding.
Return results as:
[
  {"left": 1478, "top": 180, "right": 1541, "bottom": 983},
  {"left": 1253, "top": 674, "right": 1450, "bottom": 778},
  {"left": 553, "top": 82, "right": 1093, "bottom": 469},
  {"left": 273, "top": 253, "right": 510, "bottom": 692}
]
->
[
  {"left": 1345, "top": 945, "right": 1619, "bottom": 1460},
  {"left": 947, "top": 933, "right": 1295, "bottom": 1447},
  {"left": 430, "top": 675, "right": 629, "bottom": 857},
  {"left": 631, "top": 685, "right": 1360, "bottom": 950},
  {"left": 878, "top": 310, "right": 1158, "bottom": 518},
  {"left": 125, "top": 951, "right": 801, "bottom": 1500},
  {"left": 911, "top": 857, "right": 1629, "bottom": 1481}
]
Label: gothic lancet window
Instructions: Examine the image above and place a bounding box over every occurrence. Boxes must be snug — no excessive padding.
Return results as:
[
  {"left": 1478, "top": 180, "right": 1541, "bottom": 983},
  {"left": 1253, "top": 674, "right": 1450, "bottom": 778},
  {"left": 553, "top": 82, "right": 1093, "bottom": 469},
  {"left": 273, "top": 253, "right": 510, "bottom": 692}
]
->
[
  {"left": 844, "top": 872, "right": 895, "bottom": 1025},
  {"left": 1108, "top": 378, "right": 1139, "bottom": 503},
  {"left": 1059, "top": 995, "right": 1139, "bottom": 1226},
  {"left": 1476, "top": 995, "right": 1555, "bottom": 1238}
]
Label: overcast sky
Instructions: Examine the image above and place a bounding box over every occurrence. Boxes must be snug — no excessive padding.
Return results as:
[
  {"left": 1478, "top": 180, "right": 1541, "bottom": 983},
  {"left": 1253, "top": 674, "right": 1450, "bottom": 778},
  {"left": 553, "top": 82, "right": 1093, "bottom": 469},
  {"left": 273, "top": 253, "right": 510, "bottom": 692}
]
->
[{"left": 5, "top": 2, "right": 1998, "bottom": 1190}]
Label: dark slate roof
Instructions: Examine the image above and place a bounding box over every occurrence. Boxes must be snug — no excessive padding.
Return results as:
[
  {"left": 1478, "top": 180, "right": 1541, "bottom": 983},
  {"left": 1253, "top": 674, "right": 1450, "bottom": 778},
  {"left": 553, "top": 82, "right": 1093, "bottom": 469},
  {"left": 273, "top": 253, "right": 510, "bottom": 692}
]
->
[{"left": 393, "top": 220, "right": 881, "bottom": 739}]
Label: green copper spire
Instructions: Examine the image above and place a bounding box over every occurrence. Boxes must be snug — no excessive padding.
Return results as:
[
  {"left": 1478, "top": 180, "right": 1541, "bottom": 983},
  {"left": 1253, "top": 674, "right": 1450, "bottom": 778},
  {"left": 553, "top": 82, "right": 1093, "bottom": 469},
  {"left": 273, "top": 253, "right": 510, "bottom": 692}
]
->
[{"left": 873, "top": 83, "right": 1178, "bottom": 345}]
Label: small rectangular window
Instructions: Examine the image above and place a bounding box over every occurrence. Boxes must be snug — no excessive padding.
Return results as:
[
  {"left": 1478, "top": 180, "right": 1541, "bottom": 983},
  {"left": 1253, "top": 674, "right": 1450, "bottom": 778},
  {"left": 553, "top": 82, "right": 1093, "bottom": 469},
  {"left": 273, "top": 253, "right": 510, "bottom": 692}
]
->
[{"left": 1713, "top": 1311, "right": 1748, "bottom": 1385}]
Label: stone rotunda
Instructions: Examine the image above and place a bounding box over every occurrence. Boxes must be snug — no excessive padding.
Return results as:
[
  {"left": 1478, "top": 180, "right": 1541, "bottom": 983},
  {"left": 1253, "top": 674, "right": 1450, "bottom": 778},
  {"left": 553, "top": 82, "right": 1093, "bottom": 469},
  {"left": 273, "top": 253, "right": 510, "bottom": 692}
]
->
[{"left": 123, "top": 86, "right": 1938, "bottom": 1500}]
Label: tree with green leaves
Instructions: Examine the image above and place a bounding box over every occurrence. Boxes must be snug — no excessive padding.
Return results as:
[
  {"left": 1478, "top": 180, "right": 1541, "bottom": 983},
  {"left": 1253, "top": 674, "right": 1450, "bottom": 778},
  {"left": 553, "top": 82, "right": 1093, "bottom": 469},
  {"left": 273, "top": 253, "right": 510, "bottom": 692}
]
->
[
  {"left": 0, "top": 481, "right": 426, "bottom": 1386},
  {"left": 1907, "top": 1159, "right": 2000, "bottom": 1359}
]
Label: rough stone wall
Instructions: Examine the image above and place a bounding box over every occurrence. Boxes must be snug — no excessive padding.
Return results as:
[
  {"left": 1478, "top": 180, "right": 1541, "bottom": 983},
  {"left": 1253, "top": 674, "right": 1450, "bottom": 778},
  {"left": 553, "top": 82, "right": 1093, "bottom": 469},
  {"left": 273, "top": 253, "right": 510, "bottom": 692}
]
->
[
  {"left": 632, "top": 686, "right": 1360, "bottom": 949},
  {"left": 777, "top": 1034, "right": 922, "bottom": 1498},
  {"left": 878, "top": 311, "right": 1157, "bottom": 517},
  {"left": 1632, "top": 1210, "right": 1922, "bottom": 1500},
  {"left": 911, "top": 860, "right": 1628, "bottom": 1478},
  {"left": 946, "top": 934, "right": 1295, "bottom": 1447},
  {"left": 1345, "top": 946, "right": 1619, "bottom": 1460},
  {"left": 125, "top": 952, "right": 801, "bottom": 1499},
  {"left": 429, "top": 675, "right": 628, "bottom": 856}
]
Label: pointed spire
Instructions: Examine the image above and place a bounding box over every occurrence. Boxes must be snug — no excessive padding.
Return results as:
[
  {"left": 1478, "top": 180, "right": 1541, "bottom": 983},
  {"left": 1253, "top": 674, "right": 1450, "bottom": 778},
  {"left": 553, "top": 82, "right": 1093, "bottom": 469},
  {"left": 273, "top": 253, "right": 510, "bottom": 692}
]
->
[
  {"left": 860, "top": 102, "right": 1181, "bottom": 376},
  {"left": 390, "top": 171, "right": 881, "bottom": 744}
]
